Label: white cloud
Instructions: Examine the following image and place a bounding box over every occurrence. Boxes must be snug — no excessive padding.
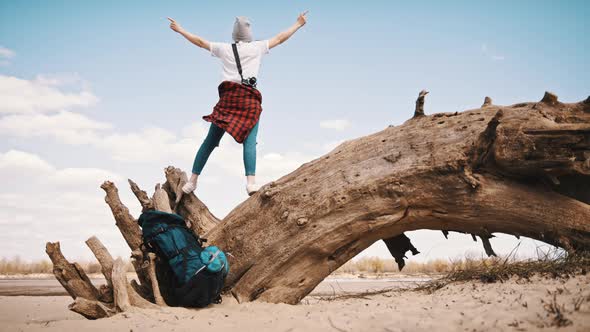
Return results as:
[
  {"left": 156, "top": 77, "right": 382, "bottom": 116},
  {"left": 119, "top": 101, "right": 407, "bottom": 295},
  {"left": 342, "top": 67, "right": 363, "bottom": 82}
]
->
[
  {"left": 0, "top": 193, "right": 23, "bottom": 208},
  {"left": 0, "top": 110, "right": 111, "bottom": 144},
  {"left": 257, "top": 151, "right": 316, "bottom": 184},
  {"left": 0, "top": 75, "right": 99, "bottom": 114},
  {"left": 0, "top": 154, "right": 127, "bottom": 262},
  {"left": 49, "top": 168, "right": 122, "bottom": 187},
  {"left": 0, "top": 150, "right": 54, "bottom": 173},
  {"left": 0, "top": 214, "right": 34, "bottom": 226},
  {"left": 0, "top": 150, "right": 121, "bottom": 188},
  {"left": 263, "top": 153, "right": 283, "bottom": 161},
  {"left": 95, "top": 126, "right": 183, "bottom": 162},
  {"left": 0, "top": 47, "right": 15, "bottom": 66},
  {"left": 0, "top": 150, "right": 126, "bottom": 260},
  {"left": 0, "top": 46, "right": 15, "bottom": 59},
  {"left": 0, "top": 73, "right": 318, "bottom": 180},
  {"left": 319, "top": 119, "right": 352, "bottom": 131}
]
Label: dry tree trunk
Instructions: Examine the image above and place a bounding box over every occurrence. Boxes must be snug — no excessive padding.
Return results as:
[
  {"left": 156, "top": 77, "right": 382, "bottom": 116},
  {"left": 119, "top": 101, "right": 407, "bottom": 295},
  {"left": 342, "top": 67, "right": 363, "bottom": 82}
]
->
[
  {"left": 201, "top": 92, "right": 590, "bottom": 304},
  {"left": 47, "top": 92, "right": 590, "bottom": 317}
]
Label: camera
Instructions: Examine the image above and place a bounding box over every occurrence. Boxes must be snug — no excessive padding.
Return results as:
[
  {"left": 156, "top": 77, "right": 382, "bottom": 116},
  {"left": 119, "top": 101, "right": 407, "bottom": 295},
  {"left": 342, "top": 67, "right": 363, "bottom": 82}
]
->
[{"left": 242, "top": 77, "right": 257, "bottom": 88}]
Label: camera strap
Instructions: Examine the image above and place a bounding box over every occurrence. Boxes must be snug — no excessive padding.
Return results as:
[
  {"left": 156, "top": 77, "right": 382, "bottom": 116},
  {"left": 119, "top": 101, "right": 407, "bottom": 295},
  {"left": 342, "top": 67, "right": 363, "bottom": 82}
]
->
[{"left": 231, "top": 43, "right": 245, "bottom": 82}]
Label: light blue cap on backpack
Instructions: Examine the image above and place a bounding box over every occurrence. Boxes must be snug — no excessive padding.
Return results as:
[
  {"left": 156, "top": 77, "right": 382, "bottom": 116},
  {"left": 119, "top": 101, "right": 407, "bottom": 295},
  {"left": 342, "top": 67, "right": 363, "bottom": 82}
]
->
[{"left": 201, "top": 246, "right": 229, "bottom": 276}]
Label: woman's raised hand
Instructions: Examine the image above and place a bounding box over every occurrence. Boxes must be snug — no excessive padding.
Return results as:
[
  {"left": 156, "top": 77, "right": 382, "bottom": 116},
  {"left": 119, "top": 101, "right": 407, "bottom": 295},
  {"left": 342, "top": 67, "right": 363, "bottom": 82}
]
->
[
  {"left": 297, "top": 11, "right": 308, "bottom": 27},
  {"left": 167, "top": 17, "right": 184, "bottom": 33}
]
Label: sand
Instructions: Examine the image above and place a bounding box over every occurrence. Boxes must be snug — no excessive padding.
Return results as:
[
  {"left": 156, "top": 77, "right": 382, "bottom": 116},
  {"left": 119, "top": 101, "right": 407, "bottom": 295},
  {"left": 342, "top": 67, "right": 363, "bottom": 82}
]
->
[{"left": 0, "top": 274, "right": 588, "bottom": 332}]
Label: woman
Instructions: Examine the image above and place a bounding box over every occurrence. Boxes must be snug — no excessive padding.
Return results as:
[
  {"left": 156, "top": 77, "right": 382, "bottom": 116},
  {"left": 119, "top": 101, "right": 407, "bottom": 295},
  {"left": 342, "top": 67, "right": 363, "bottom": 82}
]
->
[{"left": 168, "top": 11, "right": 308, "bottom": 195}]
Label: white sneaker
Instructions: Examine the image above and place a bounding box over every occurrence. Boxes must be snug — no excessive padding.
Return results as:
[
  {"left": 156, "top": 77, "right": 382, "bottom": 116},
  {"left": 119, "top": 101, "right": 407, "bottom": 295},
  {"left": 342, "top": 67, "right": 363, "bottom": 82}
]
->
[
  {"left": 182, "top": 181, "right": 197, "bottom": 194},
  {"left": 246, "top": 183, "right": 262, "bottom": 196}
]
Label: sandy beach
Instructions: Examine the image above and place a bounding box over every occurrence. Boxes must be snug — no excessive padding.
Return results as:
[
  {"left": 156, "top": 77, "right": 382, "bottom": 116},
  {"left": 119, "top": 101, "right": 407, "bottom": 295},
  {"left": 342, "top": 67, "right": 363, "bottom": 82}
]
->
[{"left": 1, "top": 274, "right": 588, "bottom": 332}]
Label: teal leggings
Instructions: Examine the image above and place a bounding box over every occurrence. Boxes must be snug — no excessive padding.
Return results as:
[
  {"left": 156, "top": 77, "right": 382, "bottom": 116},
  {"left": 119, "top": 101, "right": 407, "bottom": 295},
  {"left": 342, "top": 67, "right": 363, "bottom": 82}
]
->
[{"left": 192, "top": 121, "right": 259, "bottom": 176}]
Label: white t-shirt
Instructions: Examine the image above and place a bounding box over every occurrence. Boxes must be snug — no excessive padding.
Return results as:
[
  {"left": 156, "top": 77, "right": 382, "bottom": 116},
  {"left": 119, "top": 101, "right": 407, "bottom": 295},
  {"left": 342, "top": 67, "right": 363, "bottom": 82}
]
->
[{"left": 210, "top": 40, "right": 270, "bottom": 84}]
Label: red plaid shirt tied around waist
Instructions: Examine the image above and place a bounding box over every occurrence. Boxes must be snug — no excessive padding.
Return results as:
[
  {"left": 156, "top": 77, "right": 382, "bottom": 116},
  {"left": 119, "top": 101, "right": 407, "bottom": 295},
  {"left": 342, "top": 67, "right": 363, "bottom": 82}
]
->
[{"left": 202, "top": 81, "right": 262, "bottom": 144}]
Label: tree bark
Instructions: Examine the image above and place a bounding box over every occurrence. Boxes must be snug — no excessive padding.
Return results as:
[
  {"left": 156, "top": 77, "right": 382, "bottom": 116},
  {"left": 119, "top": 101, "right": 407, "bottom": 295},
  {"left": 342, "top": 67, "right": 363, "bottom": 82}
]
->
[{"left": 48, "top": 92, "right": 590, "bottom": 315}]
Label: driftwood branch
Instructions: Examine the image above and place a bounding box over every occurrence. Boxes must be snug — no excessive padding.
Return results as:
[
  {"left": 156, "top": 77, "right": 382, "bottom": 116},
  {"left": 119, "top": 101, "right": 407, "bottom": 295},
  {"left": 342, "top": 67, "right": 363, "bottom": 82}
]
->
[
  {"left": 86, "top": 236, "right": 158, "bottom": 309},
  {"left": 153, "top": 184, "right": 173, "bottom": 213},
  {"left": 45, "top": 242, "right": 119, "bottom": 319},
  {"left": 413, "top": 90, "right": 429, "bottom": 117},
  {"left": 45, "top": 242, "right": 99, "bottom": 301},
  {"left": 68, "top": 298, "right": 115, "bottom": 319},
  {"left": 112, "top": 258, "right": 131, "bottom": 312},
  {"left": 383, "top": 234, "right": 420, "bottom": 270},
  {"left": 100, "top": 181, "right": 150, "bottom": 289},
  {"left": 85, "top": 236, "right": 114, "bottom": 287},
  {"left": 480, "top": 236, "right": 497, "bottom": 257},
  {"left": 163, "top": 166, "right": 220, "bottom": 235},
  {"left": 100, "top": 181, "right": 143, "bottom": 250},
  {"left": 147, "top": 253, "right": 167, "bottom": 306},
  {"left": 128, "top": 179, "right": 154, "bottom": 212}
]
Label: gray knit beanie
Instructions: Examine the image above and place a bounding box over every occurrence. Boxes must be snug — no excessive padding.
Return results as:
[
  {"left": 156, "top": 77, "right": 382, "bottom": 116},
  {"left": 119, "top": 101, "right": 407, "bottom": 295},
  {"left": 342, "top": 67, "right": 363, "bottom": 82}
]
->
[{"left": 232, "top": 16, "right": 253, "bottom": 42}]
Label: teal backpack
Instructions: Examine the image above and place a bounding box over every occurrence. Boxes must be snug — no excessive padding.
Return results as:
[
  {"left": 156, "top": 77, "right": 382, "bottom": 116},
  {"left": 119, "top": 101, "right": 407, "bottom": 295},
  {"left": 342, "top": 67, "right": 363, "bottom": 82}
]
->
[{"left": 138, "top": 210, "right": 229, "bottom": 307}]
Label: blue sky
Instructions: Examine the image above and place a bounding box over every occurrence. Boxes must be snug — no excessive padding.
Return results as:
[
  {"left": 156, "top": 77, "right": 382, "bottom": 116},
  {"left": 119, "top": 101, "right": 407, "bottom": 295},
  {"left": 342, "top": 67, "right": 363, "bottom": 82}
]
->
[{"left": 0, "top": 1, "right": 588, "bottom": 262}]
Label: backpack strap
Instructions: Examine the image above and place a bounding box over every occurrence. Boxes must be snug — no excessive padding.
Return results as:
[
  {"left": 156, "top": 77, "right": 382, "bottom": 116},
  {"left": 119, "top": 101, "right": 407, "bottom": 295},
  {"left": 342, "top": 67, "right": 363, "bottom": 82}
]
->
[{"left": 231, "top": 43, "right": 245, "bottom": 82}]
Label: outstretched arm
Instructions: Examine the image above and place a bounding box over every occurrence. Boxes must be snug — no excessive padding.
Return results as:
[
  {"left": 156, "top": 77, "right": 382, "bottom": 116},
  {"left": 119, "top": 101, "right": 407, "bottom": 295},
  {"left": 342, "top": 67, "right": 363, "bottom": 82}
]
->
[
  {"left": 269, "top": 11, "right": 308, "bottom": 49},
  {"left": 168, "top": 17, "right": 211, "bottom": 51}
]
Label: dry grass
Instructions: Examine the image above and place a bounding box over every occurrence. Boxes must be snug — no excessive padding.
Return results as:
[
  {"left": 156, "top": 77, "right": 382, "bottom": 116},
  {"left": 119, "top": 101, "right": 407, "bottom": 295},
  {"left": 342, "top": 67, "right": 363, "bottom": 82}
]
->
[
  {"left": 0, "top": 256, "right": 135, "bottom": 275},
  {"left": 335, "top": 257, "right": 454, "bottom": 275},
  {"left": 417, "top": 249, "right": 589, "bottom": 293},
  {"left": 542, "top": 291, "right": 573, "bottom": 327},
  {"left": 325, "top": 249, "right": 589, "bottom": 308},
  {"left": 0, "top": 257, "right": 54, "bottom": 274}
]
